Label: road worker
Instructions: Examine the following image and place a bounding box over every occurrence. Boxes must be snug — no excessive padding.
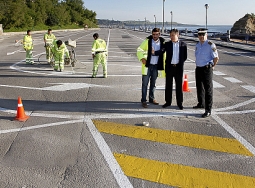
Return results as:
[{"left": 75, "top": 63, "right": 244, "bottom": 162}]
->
[
  {"left": 23, "top": 30, "right": 34, "bottom": 64},
  {"left": 51, "top": 40, "right": 70, "bottom": 72},
  {"left": 44, "top": 29, "right": 56, "bottom": 63},
  {"left": 91, "top": 33, "right": 107, "bottom": 78}
]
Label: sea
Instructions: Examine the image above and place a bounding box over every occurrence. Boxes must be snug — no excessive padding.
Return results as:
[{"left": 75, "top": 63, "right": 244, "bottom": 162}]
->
[{"left": 166, "top": 25, "right": 232, "bottom": 33}]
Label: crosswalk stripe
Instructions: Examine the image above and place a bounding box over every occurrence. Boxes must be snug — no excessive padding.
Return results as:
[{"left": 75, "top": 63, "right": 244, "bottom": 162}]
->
[
  {"left": 114, "top": 153, "right": 255, "bottom": 188},
  {"left": 93, "top": 120, "right": 253, "bottom": 156},
  {"left": 224, "top": 77, "right": 242, "bottom": 83},
  {"left": 242, "top": 85, "right": 255, "bottom": 93},
  {"left": 213, "top": 71, "right": 226, "bottom": 75},
  {"left": 213, "top": 80, "right": 225, "bottom": 88}
]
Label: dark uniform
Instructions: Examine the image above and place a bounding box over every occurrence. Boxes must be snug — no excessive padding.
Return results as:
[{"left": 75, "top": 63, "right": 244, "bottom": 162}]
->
[{"left": 193, "top": 28, "right": 219, "bottom": 117}]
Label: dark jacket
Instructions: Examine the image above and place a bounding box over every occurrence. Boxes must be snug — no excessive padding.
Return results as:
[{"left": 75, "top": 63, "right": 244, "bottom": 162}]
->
[
  {"left": 146, "top": 36, "right": 165, "bottom": 70},
  {"left": 155, "top": 40, "right": 187, "bottom": 73}
]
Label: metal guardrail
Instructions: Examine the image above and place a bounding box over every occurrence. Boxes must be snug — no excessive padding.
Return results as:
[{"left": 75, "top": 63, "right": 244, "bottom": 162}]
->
[{"left": 179, "top": 35, "right": 255, "bottom": 53}]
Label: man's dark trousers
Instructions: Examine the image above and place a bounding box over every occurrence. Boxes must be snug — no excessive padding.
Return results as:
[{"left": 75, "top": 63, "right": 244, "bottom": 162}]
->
[
  {"left": 195, "top": 66, "right": 213, "bottom": 112},
  {"left": 165, "top": 65, "right": 183, "bottom": 106}
]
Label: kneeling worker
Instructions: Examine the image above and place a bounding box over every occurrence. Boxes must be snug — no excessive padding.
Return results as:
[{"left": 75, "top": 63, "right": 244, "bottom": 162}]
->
[
  {"left": 91, "top": 33, "right": 107, "bottom": 78},
  {"left": 51, "top": 40, "right": 70, "bottom": 71}
]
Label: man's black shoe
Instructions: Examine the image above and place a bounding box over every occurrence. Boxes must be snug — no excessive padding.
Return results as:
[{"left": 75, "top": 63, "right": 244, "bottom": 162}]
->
[
  {"left": 202, "top": 112, "right": 211, "bottom": 118},
  {"left": 193, "top": 104, "right": 204, "bottom": 109},
  {"left": 178, "top": 105, "right": 183, "bottom": 110},
  {"left": 162, "top": 103, "right": 171, "bottom": 108}
]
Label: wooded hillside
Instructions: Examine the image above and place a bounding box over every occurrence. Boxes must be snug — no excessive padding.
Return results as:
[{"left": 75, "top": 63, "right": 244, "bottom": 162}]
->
[{"left": 0, "top": 0, "right": 97, "bottom": 31}]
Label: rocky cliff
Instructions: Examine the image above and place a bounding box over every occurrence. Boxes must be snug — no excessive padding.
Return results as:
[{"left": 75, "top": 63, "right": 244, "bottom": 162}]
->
[{"left": 231, "top": 14, "right": 255, "bottom": 35}]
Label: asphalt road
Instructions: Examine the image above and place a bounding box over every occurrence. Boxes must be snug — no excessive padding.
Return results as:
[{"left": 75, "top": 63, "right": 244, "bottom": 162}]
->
[{"left": 0, "top": 28, "right": 255, "bottom": 188}]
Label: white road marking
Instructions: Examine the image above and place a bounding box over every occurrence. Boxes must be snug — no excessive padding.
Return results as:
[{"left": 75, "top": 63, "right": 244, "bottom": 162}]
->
[
  {"left": 216, "top": 109, "right": 255, "bottom": 115},
  {"left": 85, "top": 118, "right": 134, "bottom": 188},
  {"left": 213, "top": 80, "right": 225, "bottom": 88},
  {"left": 212, "top": 114, "right": 255, "bottom": 156},
  {"left": 0, "top": 119, "right": 83, "bottom": 134},
  {"left": 242, "top": 85, "right": 255, "bottom": 93},
  {"left": 223, "top": 77, "right": 242, "bottom": 83},
  {"left": 7, "top": 49, "right": 23, "bottom": 55},
  {"left": 215, "top": 98, "right": 255, "bottom": 112},
  {"left": 213, "top": 71, "right": 226, "bottom": 76},
  {"left": 0, "top": 83, "right": 109, "bottom": 91}
]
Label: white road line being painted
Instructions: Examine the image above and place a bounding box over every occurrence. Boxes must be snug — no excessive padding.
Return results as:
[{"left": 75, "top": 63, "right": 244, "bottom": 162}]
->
[
  {"left": 216, "top": 109, "right": 255, "bottom": 115},
  {"left": 242, "top": 85, "right": 255, "bottom": 94},
  {"left": 215, "top": 98, "right": 255, "bottom": 112},
  {"left": 213, "top": 71, "right": 226, "bottom": 76},
  {"left": 85, "top": 118, "right": 133, "bottom": 188},
  {"left": 7, "top": 49, "right": 22, "bottom": 56},
  {"left": 0, "top": 119, "right": 83, "bottom": 134},
  {"left": 212, "top": 114, "right": 255, "bottom": 156},
  {"left": 0, "top": 83, "right": 109, "bottom": 91},
  {"left": 223, "top": 77, "right": 242, "bottom": 83}
]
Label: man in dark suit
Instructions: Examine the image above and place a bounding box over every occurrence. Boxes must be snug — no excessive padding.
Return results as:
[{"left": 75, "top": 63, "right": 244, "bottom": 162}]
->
[{"left": 153, "top": 29, "right": 187, "bottom": 109}]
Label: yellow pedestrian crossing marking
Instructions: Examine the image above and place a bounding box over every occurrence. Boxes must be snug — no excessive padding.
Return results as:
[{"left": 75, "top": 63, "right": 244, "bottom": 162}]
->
[
  {"left": 93, "top": 120, "right": 253, "bottom": 156},
  {"left": 114, "top": 153, "right": 255, "bottom": 188}
]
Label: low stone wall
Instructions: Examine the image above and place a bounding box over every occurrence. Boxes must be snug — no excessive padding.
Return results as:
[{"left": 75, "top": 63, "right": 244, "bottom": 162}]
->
[{"left": 0, "top": 24, "right": 3, "bottom": 35}]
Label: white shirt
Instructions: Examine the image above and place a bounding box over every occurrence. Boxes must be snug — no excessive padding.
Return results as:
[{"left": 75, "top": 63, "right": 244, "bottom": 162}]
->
[
  {"left": 150, "top": 39, "right": 160, "bottom": 65},
  {"left": 171, "top": 41, "right": 179, "bottom": 64}
]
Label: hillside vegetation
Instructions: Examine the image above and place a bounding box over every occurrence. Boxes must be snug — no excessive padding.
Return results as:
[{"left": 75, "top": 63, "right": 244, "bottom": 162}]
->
[{"left": 0, "top": 0, "right": 97, "bottom": 32}]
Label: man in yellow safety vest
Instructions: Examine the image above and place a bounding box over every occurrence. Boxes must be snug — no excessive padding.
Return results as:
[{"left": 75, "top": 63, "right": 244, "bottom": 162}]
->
[
  {"left": 44, "top": 29, "right": 56, "bottom": 63},
  {"left": 23, "top": 30, "right": 34, "bottom": 64},
  {"left": 51, "top": 40, "right": 70, "bottom": 72},
  {"left": 91, "top": 33, "right": 107, "bottom": 78}
]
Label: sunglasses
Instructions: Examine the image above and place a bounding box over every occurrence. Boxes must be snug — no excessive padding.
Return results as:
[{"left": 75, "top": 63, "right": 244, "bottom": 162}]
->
[{"left": 198, "top": 33, "right": 206, "bottom": 36}]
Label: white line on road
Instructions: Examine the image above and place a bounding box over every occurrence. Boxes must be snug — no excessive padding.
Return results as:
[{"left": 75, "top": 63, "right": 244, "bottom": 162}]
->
[
  {"left": 223, "top": 77, "right": 242, "bottom": 83},
  {"left": 242, "top": 85, "right": 255, "bottom": 93},
  {"left": 213, "top": 71, "right": 226, "bottom": 76},
  {"left": 213, "top": 80, "right": 225, "bottom": 88},
  {"left": 212, "top": 114, "right": 255, "bottom": 156},
  {"left": 215, "top": 97, "right": 255, "bottom": 112},
  {"left": 0, "top": 83, "right": 109, "bottom": 91},
  {"left": 0, "top": 119, "right": 83, "bottom": 134},
  {"left": 85, "top": 118, "right": 133, "bottom": 188}
]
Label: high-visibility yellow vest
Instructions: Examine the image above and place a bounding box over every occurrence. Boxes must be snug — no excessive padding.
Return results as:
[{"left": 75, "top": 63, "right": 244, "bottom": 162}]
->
[
  {"left": 137, "top": 39, "right": 165, "bottom": 78},
  {"left": 44, "top": 33, "right": 56, "bottom": 46},
  {"left": 52, "top": 40, "right": 69, "bottom": 58},
  {"left": 23, "top": 35, "right": 33, "bottom": 50},
  {"left": 92, "top": 38, "right": 107, "bottom": 55}
]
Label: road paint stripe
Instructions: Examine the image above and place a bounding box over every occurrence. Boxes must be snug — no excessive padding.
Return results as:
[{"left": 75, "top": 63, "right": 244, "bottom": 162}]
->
[
  {"left": 216, "top": 109, "right": 255, "bottom": 114},
  {"left": 213, "top": 71, "right": 226, "bottom": 75},
  {"left": 212, "top": 114, "right": 255, "bottom": 156},
  {"left": 242, "top": 85, "right": 255, "bottom": 93},
  {"left": 0, "top": 119, "right": 83, "bottom": 134},
  {"left": 215, "top": 98, "right": 255, "bottom": 112},
  {"left": 114, "top": 153, "right": 255, "bottom": 188},
  {"left": 213, "top": 80, "right": 225, "bottom": 88},
  {"left": 93, "top": 120, "right": 253, "bottom": 156},
  {"left": 223, "top": 77, "right": 242, "bottom": 83},
  {"left": 84, "top": 118, "right": 133, "bottom": 188}
]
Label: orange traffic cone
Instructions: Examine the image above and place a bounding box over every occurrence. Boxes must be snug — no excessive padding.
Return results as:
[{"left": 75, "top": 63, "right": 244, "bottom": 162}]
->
[
  {"left": 14, "top": 97, "right": 29, "bottom": 121},
  {"left": 183, "top": 74, "right": 190, "bottom": 92}
]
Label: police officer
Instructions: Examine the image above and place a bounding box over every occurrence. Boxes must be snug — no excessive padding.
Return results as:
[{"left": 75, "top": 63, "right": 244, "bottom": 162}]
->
[
  {"left": 91, "top": 33, "right": 107, "bottom": 78},
  {"left": 44, "top": 29, "right": 56, "bottom": 63},
  {"left": 51, "top": 40, "right": 70, "bottom": 72},
  {"left": 193, "top": 28, "right": 219, "bottom": 118},
  {"left": 23, "top": 30, "right": 34, "bottom": 64}
]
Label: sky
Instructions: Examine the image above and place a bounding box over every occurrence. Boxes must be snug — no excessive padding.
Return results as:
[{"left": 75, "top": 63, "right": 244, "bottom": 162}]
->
[{"left": 83, "top": 0, "right": 255, "bottom": 25}]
